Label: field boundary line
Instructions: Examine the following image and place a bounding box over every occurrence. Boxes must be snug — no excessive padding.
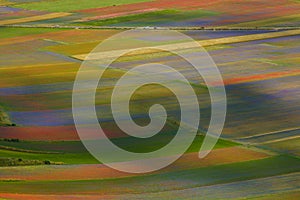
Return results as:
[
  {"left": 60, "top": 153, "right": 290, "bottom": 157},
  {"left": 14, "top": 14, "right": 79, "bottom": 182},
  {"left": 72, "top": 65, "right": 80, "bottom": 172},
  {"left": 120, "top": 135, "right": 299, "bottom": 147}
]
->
[
  {"left": 2, "top": 24, "right": 300, "bottom": 30},
  {"left": 259, "top": 135, "right": 300, "bottom": 145},
  {"left": 0, "top": 145, "right": 60, "bottom": 154},
  {"left": 223, "top": 69, "right": 300, "bottom": 85},
  {"left": 0, "top": 62, "right": 76, "bottom": 71},
  {"left": 236, "top": 127, "right": 300, "bottom": 140}
]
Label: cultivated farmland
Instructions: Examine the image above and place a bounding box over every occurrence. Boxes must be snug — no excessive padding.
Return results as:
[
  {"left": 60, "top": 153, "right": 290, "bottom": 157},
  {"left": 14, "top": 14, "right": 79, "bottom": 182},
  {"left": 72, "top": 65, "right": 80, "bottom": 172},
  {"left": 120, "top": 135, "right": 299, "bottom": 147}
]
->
[{"left": 0, "top": 0, "right": 299, "bottom": 199}]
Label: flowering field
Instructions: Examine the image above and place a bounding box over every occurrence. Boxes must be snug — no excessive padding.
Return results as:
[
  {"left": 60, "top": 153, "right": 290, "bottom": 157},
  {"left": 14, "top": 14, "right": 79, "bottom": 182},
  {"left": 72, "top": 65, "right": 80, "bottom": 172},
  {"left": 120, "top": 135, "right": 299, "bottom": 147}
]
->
[
  {"left": 0, "top": 0, "right": 299, "bottom": 199},
  {"left": 0, "top": 0, "right": 298, "bottom": 27}
]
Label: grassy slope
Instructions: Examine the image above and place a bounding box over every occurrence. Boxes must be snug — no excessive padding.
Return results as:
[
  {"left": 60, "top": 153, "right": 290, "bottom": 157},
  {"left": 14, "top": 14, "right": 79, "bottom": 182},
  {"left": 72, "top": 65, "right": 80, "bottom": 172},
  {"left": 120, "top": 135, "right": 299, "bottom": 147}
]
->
[
  {"left": 0, "top": 156, "right": 298, "bottom": 194},
  {"left": 12, "top": 0, "right": 153, "bottom": 12}
]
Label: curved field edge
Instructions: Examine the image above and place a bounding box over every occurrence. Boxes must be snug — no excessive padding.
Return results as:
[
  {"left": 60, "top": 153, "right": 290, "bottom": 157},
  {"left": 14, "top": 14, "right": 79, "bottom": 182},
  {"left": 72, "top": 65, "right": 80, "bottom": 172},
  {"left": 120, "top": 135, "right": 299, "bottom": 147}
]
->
[
  {"left": 0, "top": 175, "right": 299, "bottom": 199},
  {"left": 0, "top": 136, "right": 238, "bottom": 165},
  {"left": 0, "top": 146, "right": 270, "bottom": 181},
  {"left": 0, "top": 155, "right": 299, "bottom": 195},
  {"left": 96, "top": 173, "right": 300, "bottom": 199}
]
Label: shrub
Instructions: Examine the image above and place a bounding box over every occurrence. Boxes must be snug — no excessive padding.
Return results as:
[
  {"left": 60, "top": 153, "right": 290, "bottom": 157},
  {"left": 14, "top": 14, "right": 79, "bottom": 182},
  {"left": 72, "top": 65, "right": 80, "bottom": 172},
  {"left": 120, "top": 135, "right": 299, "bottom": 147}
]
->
[
  {"left": 2, "top": 138, "right": 19, "bottom": 142},
  {"left": 44, "top": 160, "right": 51, "bottom": 165}
]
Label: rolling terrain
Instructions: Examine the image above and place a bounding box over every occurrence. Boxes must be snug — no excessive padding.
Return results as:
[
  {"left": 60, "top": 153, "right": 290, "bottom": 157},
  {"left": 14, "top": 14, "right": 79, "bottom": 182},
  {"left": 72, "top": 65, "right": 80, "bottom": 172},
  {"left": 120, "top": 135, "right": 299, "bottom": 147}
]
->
[{"left": 0, "top": 0, "right": 299, "bottom": 199}]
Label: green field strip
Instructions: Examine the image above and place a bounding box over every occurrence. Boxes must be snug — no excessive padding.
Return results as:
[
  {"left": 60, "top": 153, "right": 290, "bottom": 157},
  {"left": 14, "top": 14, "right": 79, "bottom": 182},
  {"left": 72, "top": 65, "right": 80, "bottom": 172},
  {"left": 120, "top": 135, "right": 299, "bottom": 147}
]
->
[
  {"left": 0, "top": 155, "right": 299, "bottom": 195},
  {"left": 0, "top": 135, "right": 238, "bottom": 166},
  {"left": 12, "top": 0, "right": 153, "bottom": 12},
  {"left": 1, "top": 188, "right": 298, "bottom": 200},
  {"left": 0, "top": 140, "right": 86, "bottom": 154},
  {"left": 0, "top": 145, "right": 60, "bottom": 154},
  {"left": 0, "top": 149, "right": 98, "bottom": 165},
  {"left": 79, "top": 9, "right": 218, "bottom": 27},
  {"left": 0, "top": 157, "right": 62, "bottom": 167},
  {"left": 0, "top": 27, "right": 61, "bottom": 39},
  {"left": 0, "top": 146, "right": 271, "bottom": 182},
  {"left": 98, "top": 173, "right": 300, "bottom": 199}
]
